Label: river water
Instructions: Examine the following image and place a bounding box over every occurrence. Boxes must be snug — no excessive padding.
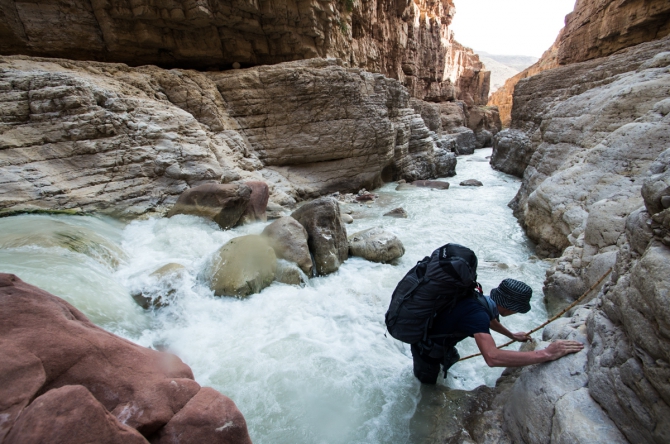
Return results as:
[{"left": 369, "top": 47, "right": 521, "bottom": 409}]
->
[{"left": 0, "top": 148, "right": 548, "bottom": 443}]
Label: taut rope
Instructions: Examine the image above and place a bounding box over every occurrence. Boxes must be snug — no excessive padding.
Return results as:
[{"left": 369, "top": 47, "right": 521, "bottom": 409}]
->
[{"left": 457, "top": 267, "right": 613, "bottom": 362}]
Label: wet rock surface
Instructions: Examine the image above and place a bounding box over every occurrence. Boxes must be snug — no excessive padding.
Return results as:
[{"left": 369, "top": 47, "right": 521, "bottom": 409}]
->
[
  {"left": 0, "top": 273, "right": 251, "bottom": 443},
  {"left": 262, "top": 216, "right": 313, "bottom": 275},
  {"left": 168, "top": 183, "right": 251, "bottom": 230},
  {"left": 290, "top": 197, "right": 348, "bottom": 276},
  {"left": 383, "top": 207, "right": 408, "bottom": 218},
  {"left": 348, "top": 227, "right": 405, "bottom": 263},
  {"left": 206, "top": 234, "right": 277, "bottom": 297}
]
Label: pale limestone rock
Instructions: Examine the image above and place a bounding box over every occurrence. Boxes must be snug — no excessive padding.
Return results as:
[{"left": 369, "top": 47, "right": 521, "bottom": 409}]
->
[
  {"left": 504, "top": 310, "right": 591, "bottom": 444},
  {"left": 504, "top": 37, "right": 670, "bottom": 310},
  {"left": 0, "top": 56, "right": 456, "bottom": 216},
  {"left": 348, "top": 227, "right": 405, "bottom": 263},
  {"left": 206, "top": 235, "right": 277, "bottom": 298},
  {"left": 490, "top": 129, "right": 532, "bottom": 177},
  {"left": 550, "top": 388, "right": 628, "bottom": 444}
]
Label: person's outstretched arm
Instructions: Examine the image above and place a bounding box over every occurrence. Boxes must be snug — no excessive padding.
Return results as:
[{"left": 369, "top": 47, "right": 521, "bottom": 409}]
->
[
  {"left": 474, "top": 332, "right": 584, "bottom": 367},
  {"left": 489, "top": 319, "right": 531, "bottom": 342}
]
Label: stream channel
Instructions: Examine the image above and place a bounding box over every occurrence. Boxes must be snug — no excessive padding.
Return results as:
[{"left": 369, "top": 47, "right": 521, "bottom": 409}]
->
[{"left": 0, "top": 147, "right": 549, "bottom": 443}]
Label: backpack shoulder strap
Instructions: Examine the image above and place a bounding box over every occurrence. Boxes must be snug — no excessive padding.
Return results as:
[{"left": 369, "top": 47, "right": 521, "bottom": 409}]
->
[{"left": 474, "top": 292, "right": 499, "bottom": 321}]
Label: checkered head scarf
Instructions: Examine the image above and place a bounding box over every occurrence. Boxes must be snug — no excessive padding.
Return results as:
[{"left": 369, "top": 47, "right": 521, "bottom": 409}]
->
[{"left": 490, "top": 279, "right": 532, "bottom": 314}]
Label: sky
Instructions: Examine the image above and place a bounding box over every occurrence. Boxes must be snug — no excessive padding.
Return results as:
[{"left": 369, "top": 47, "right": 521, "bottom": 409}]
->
[{"left": 450, "top": 0, "right": 577, "bottom": 57}]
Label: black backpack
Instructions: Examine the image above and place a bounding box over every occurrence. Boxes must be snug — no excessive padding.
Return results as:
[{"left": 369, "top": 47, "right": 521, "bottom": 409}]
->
[{"left": 385, "top": 243, "right": 486, "bottom": 344}]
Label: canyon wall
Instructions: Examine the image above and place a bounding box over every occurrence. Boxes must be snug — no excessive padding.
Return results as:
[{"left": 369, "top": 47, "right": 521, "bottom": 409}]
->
[
  {"left": 0, "top": 0, "right": 489, "bottom": 105},
  {"left": 0, "top": 56, "right": 461, "bottom": 216},
  {"left": 473, "top": 2, "right": 670, "bottom": 443},
  {"left": 488, "top": 0, "right": 670, "bottom": 127}
]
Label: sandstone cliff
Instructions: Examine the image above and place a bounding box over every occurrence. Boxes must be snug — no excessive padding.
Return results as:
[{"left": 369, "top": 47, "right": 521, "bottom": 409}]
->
[
  {"left": 487, "top": 35, "right": 561, "bottom": 127},
  {"left": 0, "top": 0, "right": 489, "bottom": 105},
  {"left": 0, "top": 56, "right": 459, "bottom": 216},
  {"left": 488, "top": 0, "right": 670, "bottom": 127},
  {"left": 558, "top": 0, "right": 670, "bottom": 65}
]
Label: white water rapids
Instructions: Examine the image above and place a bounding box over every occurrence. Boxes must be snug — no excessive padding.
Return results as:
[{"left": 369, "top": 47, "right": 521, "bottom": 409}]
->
[{"left": 0, "top": 148, "right": 548, "bottom": 443}]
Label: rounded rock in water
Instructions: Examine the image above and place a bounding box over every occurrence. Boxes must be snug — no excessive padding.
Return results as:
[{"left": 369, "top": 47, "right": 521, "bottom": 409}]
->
[
  {"left": 205, "top": 235, "right": 277, "bottom": 297},
  {"left": 348, "top": 227, "right": 405, "bottom": 263}
]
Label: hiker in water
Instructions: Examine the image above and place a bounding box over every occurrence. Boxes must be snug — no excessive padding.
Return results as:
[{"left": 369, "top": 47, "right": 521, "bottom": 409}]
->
[{"left": 385, "top": 243, "right": 584, "bottom": 385}]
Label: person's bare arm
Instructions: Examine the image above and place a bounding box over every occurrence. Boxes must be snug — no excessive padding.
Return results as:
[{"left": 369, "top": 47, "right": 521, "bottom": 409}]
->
[
  {"left": 474, "top": 332, "right": 584, "bottom": 367},
  {"left": 489, "top": 319, "right": 531, "bottom": 342}
]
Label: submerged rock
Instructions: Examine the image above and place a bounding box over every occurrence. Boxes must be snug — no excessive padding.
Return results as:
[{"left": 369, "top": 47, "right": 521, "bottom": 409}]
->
[
  {"left": 206, "top": 235, "right": 277, "bottom": 297},
  {"left": 131, "top": 263, "right": 187, "bottom": 309},
  {"left": 412, "top": 180, "right": 450, "bottom": 190},
  {"left": 262, "top": 217, "right": 313, "bottom": 275},
  {"left": 383, "top": 207, "right": 408, "bottom": 218},
  {"left": 291, "top": 197, "right": 348, "bottom": 276},
  {"left": 266, "top": 202, "right": 288, "bottom": 220},
  {"left": 0, "top": 273, "right": 251, "bottom": 443},
  {"left": 168, "top": 183, "right": 251, "bottom": 230},
  {"left": 348, "top": 228, "right": 405, "bottom": 263},
  {"left": 459, "top": 179, "right": 483, "bottom": 187},
  {"left": 340, "top": 213, "right": 354, "bottom": 224},
  {"left": 274, "top": 260, "right": 307, "bottom": 286}
]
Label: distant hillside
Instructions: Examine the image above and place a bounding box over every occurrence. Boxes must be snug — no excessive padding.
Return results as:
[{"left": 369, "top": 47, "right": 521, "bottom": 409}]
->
[
  {"left": 477, "top": 51, "right": 539, "bottom": 72},
  {"left": 476, "top": 51, "right": 539, "bottom": 94}
]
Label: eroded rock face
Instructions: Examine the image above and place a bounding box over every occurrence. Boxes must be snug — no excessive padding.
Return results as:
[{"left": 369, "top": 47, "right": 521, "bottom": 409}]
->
[
  {"left": 509, "top": 37, "right": 670, "bottom": 263},
  {"left": 490, "top": 129, "right": 532, "bottom": 177},
  {"left": 0, "top": 0, "right": 490, "bottom": 106},
  {"left": 557, "top": 0, "right": 670, "bottom": 65},
  {"left": 0, "top": 273, "right": 251, "bottom": 443},
  {"left": 0, "top": 56, "right": 452, "bottom": 216},
  {"left": 290, "top": 197, "right": 348, "bottom": 275}
]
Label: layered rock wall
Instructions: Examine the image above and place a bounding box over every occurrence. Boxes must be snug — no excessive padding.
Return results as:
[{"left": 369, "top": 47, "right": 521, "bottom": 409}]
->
[
  {"left": 0, "top": 56, "right": 454, "bottom": 216},
  {"left": 492, "top": 38, "right": 670, "bottom": 312},
  {"left": 0, "top": 0, "right": 489, "bottom": 105},
  {"left": 558, "top": 0, "right": 670, "bottom": 65},
  {"left": 488, "top": 0, "right": 670, "bottom": 127}
]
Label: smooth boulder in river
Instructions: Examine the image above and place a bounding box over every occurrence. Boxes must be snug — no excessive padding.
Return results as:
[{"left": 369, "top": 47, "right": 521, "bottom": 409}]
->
[
  {"left": 291, "top": 197, "right": 348, "bottom": 276},
  {"left": 348, "top": 227, "right": 405, "bottom": 263},
  {"left": 206, "top": 235, "right": 277, "bottom": 297},
  {"left": 167, "top": 183, "right": 251, "bottom": 230},
  {"left": 0, "top": 273, "right": 251, "bottom": 444},
  {"left": 262, "top": 216, "right": 313, "bottom": 275}
]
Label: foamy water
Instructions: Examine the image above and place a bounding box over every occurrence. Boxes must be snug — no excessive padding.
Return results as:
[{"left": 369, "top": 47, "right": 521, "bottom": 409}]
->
[{"left": 0, "top": 148, "right": 548, "bottom": 443}]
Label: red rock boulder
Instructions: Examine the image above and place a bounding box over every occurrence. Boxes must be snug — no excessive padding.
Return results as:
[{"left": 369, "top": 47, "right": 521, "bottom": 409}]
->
[{"left": 0, "top": 273, "right": 252, "bottom": 444}]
